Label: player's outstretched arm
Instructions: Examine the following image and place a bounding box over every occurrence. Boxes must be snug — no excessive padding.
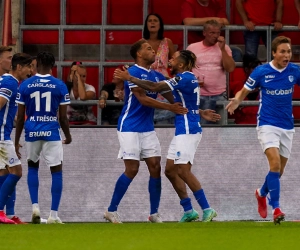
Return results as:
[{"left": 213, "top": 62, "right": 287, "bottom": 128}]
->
[
  {"left": 58, "top": 105, "right": 72, "bottom": 144},
  {"left": 114, "top": 69, "right": 170, "bottom": 92},
  {"left": 15, "top": 104, "right": 25, "bottom": 159},
  {"left": 226, "top": 87, "right": 250, "bottom": 115},
  {"left": 132, "top": 88, "right": 187, "bottom": 115},
  {"left": 199, "top": 109, "right": 221, "bottom": 122}
]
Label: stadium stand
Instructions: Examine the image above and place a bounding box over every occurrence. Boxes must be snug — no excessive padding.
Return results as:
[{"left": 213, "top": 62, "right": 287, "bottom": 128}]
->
[{"left": 20, "top": 0, "right": 300, "bottom": 125}]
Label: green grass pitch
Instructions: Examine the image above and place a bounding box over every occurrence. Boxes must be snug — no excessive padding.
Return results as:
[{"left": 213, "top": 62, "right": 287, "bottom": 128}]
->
[{"left": 1, "top": 221, "right": 300, "bottom": 250}]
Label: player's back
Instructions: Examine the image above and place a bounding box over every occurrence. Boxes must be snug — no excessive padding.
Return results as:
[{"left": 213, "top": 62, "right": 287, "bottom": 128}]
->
[
  {"left": 17, "top": 73, "right": 70, "bottom": 141},
  {"left": 118, "top": 65, "right": 165, "bottom": 132},
  {"left": 166, "top": 71, "right": 202, "bottom": 135}
]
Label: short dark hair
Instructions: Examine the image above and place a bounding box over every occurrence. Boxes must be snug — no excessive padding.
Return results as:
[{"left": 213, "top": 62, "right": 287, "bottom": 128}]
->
[
  {"left": 37, "top": 51, "right": 55, "bottom": 69},
  {"left": 0, "top": 46, "right": 12, "bottom": 57},
  {"left": 130, "top": 39, "right": 147, "bottom": 60},
  {"left": 203, "top": 19, "right": 221, "bottom": 31},
  {"left": 11, "top": 53, "right": 32, "bottom": 70},
  {"left": 271, "top": 36, "right": 291, "bottom": 53},
  {"left": 143, "top": 13, "right": 164, "bottom": 40},
  {"left": 178, "top": 50, "right": 197, "bottom": 71}
]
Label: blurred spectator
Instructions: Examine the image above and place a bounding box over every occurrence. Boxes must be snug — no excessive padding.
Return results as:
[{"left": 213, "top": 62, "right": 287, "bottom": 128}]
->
[
  {"left": 295, "top": 0, "right": 300, "bottom": 28},
  {"left": 186, "top": 20, "right": 235, "bottom": 124},
  {"left": 230, "top": 54, "right": 261, "bottom": 124},
  {"left": 181, "top": 0, "right": 243, "bottom": 62},
  {"left": 236, "top": 0, "right": 283, "bottom": 58},
  {"left": 99, "top": 76, "right": 124, "bottom": 125},
  {"left": 66, "top": 62, "right": 97, "bottom": 125},
  {"left": 143, "top": 13, "right": 176, "bottom": 124}
]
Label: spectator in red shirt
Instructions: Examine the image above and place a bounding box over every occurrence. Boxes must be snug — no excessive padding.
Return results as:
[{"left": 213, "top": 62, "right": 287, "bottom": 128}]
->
[
  {"left": 230, "top": 54, "right": 261, "bottom": 124},
  {"left": 236, "top": 0, "right": 283, "bottom": 58},
  {"left": 181, "top": 0, "right": 243, "bottom": 61}
]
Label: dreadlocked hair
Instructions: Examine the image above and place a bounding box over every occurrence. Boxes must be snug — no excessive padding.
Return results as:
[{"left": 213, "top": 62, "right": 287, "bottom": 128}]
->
[
  {"left": 178, "top": 50, "right": 197, "bottom": 71},
  {"left": 36, "top": 51, "right": 55, "bottom": 69}
]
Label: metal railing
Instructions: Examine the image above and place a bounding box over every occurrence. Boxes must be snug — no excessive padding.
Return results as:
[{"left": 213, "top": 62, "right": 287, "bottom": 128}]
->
[{"left": 19, "top": 0, "right": 300, "bottom": 125}]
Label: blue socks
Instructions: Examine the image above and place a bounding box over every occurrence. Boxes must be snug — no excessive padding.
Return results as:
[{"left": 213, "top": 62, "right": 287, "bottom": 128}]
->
[
  {"left": 51, "top": 171, "right": 63, "bottom": 211},
  {"left": 148, "top": 177, "right": 161, "bottom": 215},
  {"left": 194, "top": 189, "right": 210, "bottom": 210},
  {"left": 108, "top": 173, "right": 132, "bottom": 212},
  {"left": 0, "top": 175, "right": 16, "bottom": 215},
  {"left": 266, "top": 171, "right": 280, "bottom": 209},
  {"left": 180, "top": 197, "right": 193, "bottom": 212},
  {"left": 260, "top": 175, "right": 269, "bottom": 197},
  {"left": 0, "top": 174, "right": 20, "bottom": 210},
  {"left": 28, "top": 167, "right": 39, "bottom": 204}
]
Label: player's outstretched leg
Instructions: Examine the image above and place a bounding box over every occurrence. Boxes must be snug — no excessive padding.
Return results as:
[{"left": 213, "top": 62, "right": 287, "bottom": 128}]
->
[
  {"left": 193, "top": 189, "right": 217, "bottom": 222},
  {"left": 273, "top": 208, "right": 285, "bottom": 225},
  {"left": 104, "top": 211, "right": 122, "bottom": 223},
  {"left": 179, "top": 198, "right": 199, "bottom": 223},
  {"left": 148, "top": 176, "right": 162, "bottom": 223},
  {"left": 47, "top": 171, "right": 63, "bottom": 224},
  {"left": 255, "top": 189, "right": 267, "bottom": 218}
]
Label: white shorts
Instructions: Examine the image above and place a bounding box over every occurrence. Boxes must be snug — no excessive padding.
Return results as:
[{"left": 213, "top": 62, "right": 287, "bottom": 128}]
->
[
  {"left": 0, "top": 141, "right": 21, "bottom": 168},
  {"left": 117, "top": 131, "right": 161, "bottom": 160},
  {"left": 167, "top": 133, "right": 202, "bottom": 165},
  {"left": 26, "top": 141, "right": 63, "bottom": 167},
  {"left": 257, "top": 125, "right": 294, "bottom": 158}
]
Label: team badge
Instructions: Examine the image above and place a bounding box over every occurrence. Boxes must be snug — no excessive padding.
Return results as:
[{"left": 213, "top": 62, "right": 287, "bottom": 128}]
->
[{"left": 288, "top": 75, "right": 294, "bottom": 82}]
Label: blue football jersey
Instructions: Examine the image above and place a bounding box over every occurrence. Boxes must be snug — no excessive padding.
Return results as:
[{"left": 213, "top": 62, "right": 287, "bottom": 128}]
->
[
  {"left": 0, "top": 74, "right": 19, "bottom": 141},
  {"left": 244, "top": 62, "right": 300, "bottom": 130},
  {"left": 16, "top": 74, "right": 70, "bottom": 141},
  {"left": 118, "top": 64, "right": 165, "bottom": 132},
  {"left": 165, "top": 71, "right": 202, "bottom": 135}
]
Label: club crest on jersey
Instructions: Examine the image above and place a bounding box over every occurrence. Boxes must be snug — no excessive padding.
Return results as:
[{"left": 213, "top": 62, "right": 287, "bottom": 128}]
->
[
  {"left": 0, "top": 88, "right": 12, "bottom": 97},
  {"left": 289, "top": 75, "right": 294, "bottom": 82},
  {"left": 155, "top": 77, "right": 159, "bottom": 82},
  {"left": 246, "top": 77, "right": 255, "bottom": 86}
]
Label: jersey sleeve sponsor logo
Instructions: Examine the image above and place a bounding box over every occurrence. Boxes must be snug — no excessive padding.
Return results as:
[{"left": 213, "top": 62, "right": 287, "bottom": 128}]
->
[
  {"left": 65, "top": 93, "right": 70, "bottom": 101},
  {"left": 246, "top": 77, "right": 255, "bottom": 86},
  {"left": 168, "top": 76, "right": 182, "bottom": 86},
  {"left": 0, "top": 88, "right": 12, "bottom": 97}
]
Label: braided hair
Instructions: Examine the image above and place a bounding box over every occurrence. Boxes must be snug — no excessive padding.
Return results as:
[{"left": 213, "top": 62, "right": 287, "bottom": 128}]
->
[{"left": 178, "top": 50, "right": 197, "bottom": 71}]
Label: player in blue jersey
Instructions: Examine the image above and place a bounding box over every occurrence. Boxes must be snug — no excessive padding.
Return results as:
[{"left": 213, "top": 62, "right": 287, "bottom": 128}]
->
[
  {"left": 226, "top": 36, "right": 300, "bottom": 225},
  {"left": 0, "top": 46, "right": 25, "bottom": 224},
  {"left": 114, "top": 50, "right": 220, "bottom": 222},
  {"left": 0, "top": 53, "right": 32, "bottom": 224},
  {"left": 14, "top": 51, "right": 72, "bottom": 224},
  {"left": 104, "top": 39, "right": 188, "bottom": 223}
]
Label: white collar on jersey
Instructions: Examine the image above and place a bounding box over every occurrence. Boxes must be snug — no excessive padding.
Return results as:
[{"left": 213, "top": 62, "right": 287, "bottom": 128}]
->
[
  {"left": 269, "top": 61, "right": 287, "bottom": 73},
  {"left": 135, "top": 64, "right": 151, "bottom": 72},
  {"left": 2, "top": 73, "right": 18, "bottom": 82},
  {"left": 35, "top": 73, "right": 51, "bottom": 77}
]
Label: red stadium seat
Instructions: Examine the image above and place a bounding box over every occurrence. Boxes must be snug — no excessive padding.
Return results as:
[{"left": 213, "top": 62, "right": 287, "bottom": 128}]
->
[
  {"left": 23, "top": 30, "right": 59, "bottom": 44},
  {"left": 107, "top": 0, "right": 143, "bottom": 24},
  {"left": 66, "top": 0, "right": 102, "bottom": 24},
  {"left": 25, "top": 0, "right": 60, "bottom": 24},
  {"left": 149, "top": 0, "right": 185, "bottom": 24}
]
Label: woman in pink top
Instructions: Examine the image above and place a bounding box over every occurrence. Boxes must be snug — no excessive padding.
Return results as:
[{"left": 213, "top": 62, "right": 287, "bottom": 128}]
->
[{"left": 143, "top": 13, "right": 176, "bottom": 124}]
